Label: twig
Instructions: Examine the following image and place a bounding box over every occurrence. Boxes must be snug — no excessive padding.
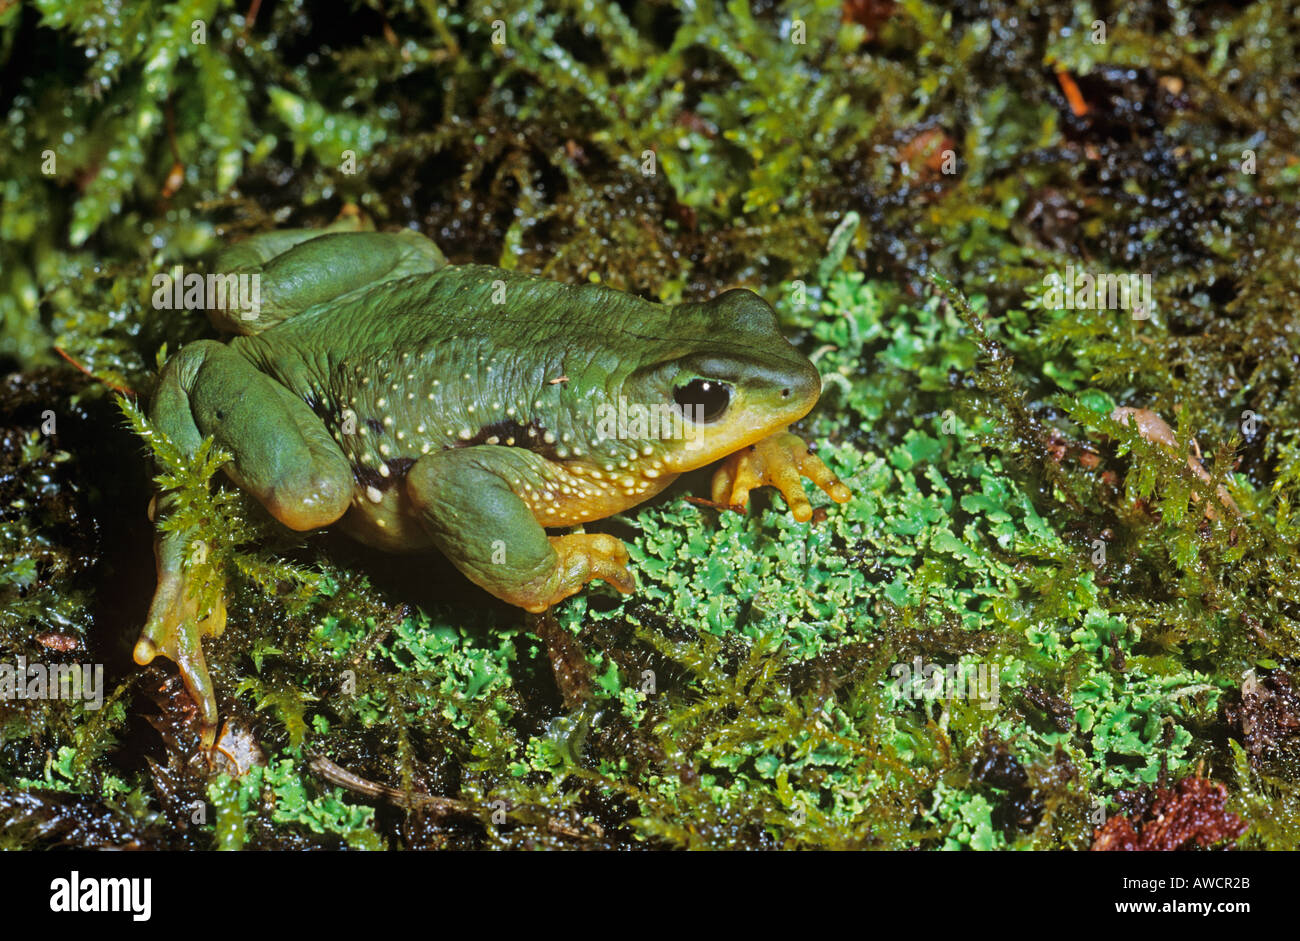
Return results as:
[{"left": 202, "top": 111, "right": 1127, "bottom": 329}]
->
[
  {"left": 53, "top": 346, "right": 136, "bottom": 397},
  {"left": 308, "top": 755, "right": 477, "bottom": 818}
]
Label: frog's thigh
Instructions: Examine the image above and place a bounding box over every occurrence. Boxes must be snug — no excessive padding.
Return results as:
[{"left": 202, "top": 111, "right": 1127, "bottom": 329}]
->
[
  {"left": 405, "top": 447, "right": 633, "bottom": 611},
  {"left": 174, "top": 343, "right": 353, "bottom": 530},
  {"left": 213, "top": 230, "right": 448, "bottom": 333},
  {"left": 214, "top": 221, "right": 361, "bottom": 271}
]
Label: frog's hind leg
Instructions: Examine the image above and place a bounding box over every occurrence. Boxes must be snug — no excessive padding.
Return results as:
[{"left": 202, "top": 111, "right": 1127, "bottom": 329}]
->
[
  {"left": 210, "top": 229, "right": 448, "bottom": 334},
  {"left": 212, "top": 213, "right": 368, "bottom": 270},
  {"left": 405, "top": 447, "right": 635, "bottom": 612},
  {"left": 138, "top": 340, "right": 354, "bottom": 737}
]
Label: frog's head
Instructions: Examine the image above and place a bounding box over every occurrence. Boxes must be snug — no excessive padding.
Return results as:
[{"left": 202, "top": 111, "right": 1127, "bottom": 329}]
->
[{"left": 619, "top": 289, "right": 822, "bottom": 473}]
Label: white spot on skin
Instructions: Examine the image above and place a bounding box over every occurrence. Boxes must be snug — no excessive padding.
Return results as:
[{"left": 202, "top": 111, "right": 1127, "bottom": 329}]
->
[
  {"left": 379, "top": 463, "right": 391, "bottom": 478},
  {"left": 366, "top": 486, "right": 383, "bottom": 503}
]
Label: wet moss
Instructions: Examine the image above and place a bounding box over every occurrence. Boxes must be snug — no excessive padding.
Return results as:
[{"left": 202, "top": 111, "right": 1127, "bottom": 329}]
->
[{"left": 3, "top": 0, "right": 1300, "bottom": 849}]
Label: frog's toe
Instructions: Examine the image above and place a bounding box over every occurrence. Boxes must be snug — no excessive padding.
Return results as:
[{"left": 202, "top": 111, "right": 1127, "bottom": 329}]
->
[
  {"left": 136, "top": 570, "right": 225, "bottom": 740},
  {"left": 564, "top": 533, "right": 634, "bottom": 593},
  {"left": 710, "top": 454, "right": 751, "bottom": 510},
  {"left": 518, "top": 534, "right": 634, "bottom": 612},
  {"left": 790, "top": 441, "right": 853, "bottom": 505},
  {"left": 711, "top": 430, "right": 851, "bottom": 522}
]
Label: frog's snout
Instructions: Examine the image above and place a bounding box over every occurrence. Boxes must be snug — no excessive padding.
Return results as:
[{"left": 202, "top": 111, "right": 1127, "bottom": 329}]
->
[{"left": 770, "top": 355, "right": 823, "bottom": 420}]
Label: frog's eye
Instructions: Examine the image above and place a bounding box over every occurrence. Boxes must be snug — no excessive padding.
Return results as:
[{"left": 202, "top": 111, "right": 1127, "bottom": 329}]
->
[{"left": 674, "top": 379, "right": 731, "bottom": 424}]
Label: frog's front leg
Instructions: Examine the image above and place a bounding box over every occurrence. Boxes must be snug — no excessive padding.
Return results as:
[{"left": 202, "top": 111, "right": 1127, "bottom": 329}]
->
[
  {"left": 711, "top": 428, "right": 852, "bottom": 522},
  {"left": 139, "top": 340, "right": 354, "bottom": 736},
  {"left": 405, "top": 447, "right": 634, "bottom": 612}
]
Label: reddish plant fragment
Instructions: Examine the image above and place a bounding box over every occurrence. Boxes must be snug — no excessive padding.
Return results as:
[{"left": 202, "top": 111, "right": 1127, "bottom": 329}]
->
[
  {"left": 1091, "top": 776, "right": 1248, "bottom": 851},
  {"left": 842, "top": 0, "right": 897, "bottom": 40}
]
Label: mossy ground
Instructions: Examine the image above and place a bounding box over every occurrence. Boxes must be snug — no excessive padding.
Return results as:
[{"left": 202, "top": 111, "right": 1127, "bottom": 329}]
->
[{"left": 2, "top": 0, "right": 1299, "bottom": 849}]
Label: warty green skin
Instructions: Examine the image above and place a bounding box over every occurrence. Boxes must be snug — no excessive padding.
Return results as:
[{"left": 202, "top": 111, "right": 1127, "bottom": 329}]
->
[
  {"left": 140, "top": 228, "right": 831, "bottom": 729},
  {"left": 236, "top": 264, "right": 818, "bottom": 527},
  {"left": 157, "top": 232, "right": 821, "bottom": 547}
]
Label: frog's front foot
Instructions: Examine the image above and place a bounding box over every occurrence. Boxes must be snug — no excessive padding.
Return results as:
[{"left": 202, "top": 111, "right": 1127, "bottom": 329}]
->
[
  {"left": 711, "top": 429, "right": 852, "bottom": 522},
  {"left": 518, "top": 534, "right": 635, "bottom": 613},
  {"left": 134, "top": 537, "right": 225, "bottom": 744}
]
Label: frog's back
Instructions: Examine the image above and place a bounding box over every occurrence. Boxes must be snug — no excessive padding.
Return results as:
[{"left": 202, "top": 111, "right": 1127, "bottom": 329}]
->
[
  {"left": 227, "top": 266, "right": 683, "bottom": 489},
  {"left": 274, "top": 264, "right": 674, "bottom": 357}
]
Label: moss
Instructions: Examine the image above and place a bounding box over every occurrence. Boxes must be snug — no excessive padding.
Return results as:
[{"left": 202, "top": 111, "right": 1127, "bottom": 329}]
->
[{"left": 3, "top": 0, "right": 1300, "bottom": 850}]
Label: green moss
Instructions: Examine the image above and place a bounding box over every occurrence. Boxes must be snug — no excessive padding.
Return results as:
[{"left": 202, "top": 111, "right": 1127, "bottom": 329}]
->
[
  {"left": 208, "top": 759, "right": 383, "bottom": 851},
  {"left": 4, "top": 0, "right": 1300, "bottom": 850}
]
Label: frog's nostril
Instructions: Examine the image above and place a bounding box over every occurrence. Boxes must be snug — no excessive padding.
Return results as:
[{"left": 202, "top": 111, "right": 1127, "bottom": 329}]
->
[{"left": 781, "top": 388, "right": 791, "bottom": 398}]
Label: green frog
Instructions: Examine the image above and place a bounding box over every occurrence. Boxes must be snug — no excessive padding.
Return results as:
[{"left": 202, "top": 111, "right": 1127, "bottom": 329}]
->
[{"left": 136, "top": 225, "right": 852, "bottom": 734}]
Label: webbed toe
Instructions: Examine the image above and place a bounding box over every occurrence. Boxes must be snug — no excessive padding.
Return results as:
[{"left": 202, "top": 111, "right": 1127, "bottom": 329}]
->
[{"left": 712, "top": 430, "right": 851, "bottom": 522}]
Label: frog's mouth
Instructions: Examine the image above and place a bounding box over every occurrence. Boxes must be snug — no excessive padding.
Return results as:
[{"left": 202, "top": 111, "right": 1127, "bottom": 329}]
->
[{"left": 659, "top": 380, "right": 821, "bottom": 474}]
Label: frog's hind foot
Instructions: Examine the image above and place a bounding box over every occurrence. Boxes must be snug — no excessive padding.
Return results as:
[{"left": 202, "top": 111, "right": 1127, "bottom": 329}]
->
[
  {"left": 519, "top": 534, "right": 634, "bottom": 613},
  {"left": 711, "top": 429, "right": 852, "bottom": 522},
  {"left": 134, "top": 541, "right": 226, "bottom": 744}
]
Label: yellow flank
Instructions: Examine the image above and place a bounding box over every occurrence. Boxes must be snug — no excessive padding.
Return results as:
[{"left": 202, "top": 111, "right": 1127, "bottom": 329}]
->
[{"left": 518, "top": 458, "right": 679, "bottom": 526}]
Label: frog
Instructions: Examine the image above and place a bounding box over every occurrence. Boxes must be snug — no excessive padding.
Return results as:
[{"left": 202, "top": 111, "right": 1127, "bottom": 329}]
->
[{"left": 135, "top": 224, "right": 853, "bottom": 737}]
